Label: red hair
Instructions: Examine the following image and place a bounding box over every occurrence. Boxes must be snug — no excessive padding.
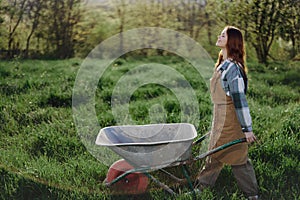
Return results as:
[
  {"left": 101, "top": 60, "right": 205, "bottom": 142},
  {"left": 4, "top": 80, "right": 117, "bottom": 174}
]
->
[{"left": 215, "top": 26, "right": 248, "bottom": 74}]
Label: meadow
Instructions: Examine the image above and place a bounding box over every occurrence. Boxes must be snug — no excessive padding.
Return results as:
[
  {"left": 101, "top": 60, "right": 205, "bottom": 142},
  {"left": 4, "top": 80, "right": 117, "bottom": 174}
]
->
[{"left": 0, "top": 57, "right": 299, "bottom": 200}]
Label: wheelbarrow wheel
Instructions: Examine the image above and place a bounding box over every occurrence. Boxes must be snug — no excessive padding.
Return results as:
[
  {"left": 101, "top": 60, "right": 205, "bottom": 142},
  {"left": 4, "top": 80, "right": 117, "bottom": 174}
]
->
[{"left": 106, "top": 159, "right": 149, "bottom": 194}]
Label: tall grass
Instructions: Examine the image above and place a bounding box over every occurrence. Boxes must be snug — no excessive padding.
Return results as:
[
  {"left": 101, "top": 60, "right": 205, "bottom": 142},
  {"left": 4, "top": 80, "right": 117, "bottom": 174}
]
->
[{"left": 0, "top": 58, "right": 299, "bottom": 199}]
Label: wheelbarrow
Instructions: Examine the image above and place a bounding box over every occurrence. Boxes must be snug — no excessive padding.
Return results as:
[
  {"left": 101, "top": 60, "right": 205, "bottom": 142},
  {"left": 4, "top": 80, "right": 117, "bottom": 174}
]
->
[{"left": 95, "top": 123, "right": 246, "bottom": 197}]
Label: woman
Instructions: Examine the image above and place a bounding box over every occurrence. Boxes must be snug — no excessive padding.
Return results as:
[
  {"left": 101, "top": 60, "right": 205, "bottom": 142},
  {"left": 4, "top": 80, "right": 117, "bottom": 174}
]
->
[{"left": 195, "top": 26, "right": 259, "bottom": 200}]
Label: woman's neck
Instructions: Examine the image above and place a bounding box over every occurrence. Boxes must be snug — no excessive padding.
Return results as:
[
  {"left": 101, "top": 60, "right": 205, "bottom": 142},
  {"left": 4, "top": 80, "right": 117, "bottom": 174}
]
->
[{"left": 221, "top": 49, "right": 228, "bottom": 60}]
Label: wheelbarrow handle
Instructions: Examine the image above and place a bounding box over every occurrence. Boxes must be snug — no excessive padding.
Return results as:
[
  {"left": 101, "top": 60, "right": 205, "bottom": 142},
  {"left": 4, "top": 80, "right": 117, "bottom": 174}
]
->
[
  {"left": 194, "top": 137, "right": 247, "bottom": 160},
  {"left": 193, "top": 132, "right": 210, "bottom": 146}
]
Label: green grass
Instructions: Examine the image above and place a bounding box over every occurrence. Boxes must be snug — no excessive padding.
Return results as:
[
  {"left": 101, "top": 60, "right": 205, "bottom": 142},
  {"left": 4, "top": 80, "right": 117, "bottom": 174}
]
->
[{"left": 0, "top": 57, "right": 299, "bottom": 199}]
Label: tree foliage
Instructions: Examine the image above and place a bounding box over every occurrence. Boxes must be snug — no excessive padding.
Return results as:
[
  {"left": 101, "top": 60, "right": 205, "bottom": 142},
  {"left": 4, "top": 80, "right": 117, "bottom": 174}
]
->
[
  {"left": 277, "top": 0, "right": 300, "bottom": 58},
  {"left": 212, "top": 0, "right": 300, "bottom": 64},
  {"left": 0, "top": 0, "right": 82, "bottom": 59},
  {"left": 46, "top": 0, "right": 82, "bottom": 58},
  {"left": 0, "top": 0, "right": 298, "bottom": 61}
]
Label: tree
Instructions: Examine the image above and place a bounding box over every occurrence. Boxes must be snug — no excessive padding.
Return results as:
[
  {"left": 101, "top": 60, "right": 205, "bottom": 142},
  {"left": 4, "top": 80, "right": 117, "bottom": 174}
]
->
[
  {"left": 108, "top": 0, "right": 181, "bottom": 56},
  {"left": 277, "top": 0, "right": 300, "bottom": 59},
  {"left": 23, "top": 0, "right": 45, "bottom": 58},
  {"left": 2, "top": 0, "right": 27, "bottom": 58},
  {"left": 116, "top": 0, "right": 126, "bottom": 53},
  {"left": 0, "top": 0, "right": 84, "bottom": 59},
  {"left": 248, "top": 0, "right": 278, "bottom": 63},
  {"left": 0, "top": 0, "right": 7, "bottom": 52},
  {"left": 176, "top": 0, "right": 207, "bottom": 41},
  {"left": 45, "top": 0, "right": 82, "bottom": 58},
  {"left": 217, "top": 0, "right": 287, "bottom": 64}
]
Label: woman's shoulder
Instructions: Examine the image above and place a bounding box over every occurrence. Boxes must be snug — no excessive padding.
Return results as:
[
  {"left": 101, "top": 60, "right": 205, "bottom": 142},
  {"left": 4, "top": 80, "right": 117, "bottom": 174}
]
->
[{"left": 220, "top": 59, "right": 240, "bottom": 74}]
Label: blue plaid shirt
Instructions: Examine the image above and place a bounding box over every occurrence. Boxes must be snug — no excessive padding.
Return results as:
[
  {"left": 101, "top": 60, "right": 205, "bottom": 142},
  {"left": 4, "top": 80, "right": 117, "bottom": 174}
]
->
[{"left": 218, "top": 59, "right": 253, "bottom": 132}]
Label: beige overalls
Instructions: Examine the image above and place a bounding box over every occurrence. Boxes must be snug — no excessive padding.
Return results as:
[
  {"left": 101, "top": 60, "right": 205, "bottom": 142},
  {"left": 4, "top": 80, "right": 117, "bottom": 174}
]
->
[
  {"left": 209, "top": 68, "right": 248, "bottom": 165},
  {"left": 196, "top": 68, "right": 259, "bottom": 197}
]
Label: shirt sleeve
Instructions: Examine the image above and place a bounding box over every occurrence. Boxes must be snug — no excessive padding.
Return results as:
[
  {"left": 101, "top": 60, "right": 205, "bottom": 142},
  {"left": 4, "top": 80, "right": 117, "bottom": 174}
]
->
[{"left": 225, "top": 64, "right": 253, "bottom": 132}]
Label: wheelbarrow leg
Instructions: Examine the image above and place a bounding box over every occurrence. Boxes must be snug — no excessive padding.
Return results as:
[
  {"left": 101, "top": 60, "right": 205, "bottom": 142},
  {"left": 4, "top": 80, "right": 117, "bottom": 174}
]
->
[
  {"left": 182, "top": 164, "right": 197, "bottom": 199},
  {"left": 145, "top": 173, "right": 177, "bottom": 196},
  {"left": 159, "top": 169, "right": 185, "bottom": 182}
]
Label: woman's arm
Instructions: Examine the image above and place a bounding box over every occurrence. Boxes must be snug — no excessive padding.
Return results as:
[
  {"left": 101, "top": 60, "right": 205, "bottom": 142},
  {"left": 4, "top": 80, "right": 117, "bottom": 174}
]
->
[
  {"left": 223, "top": 63, "right": 253, "bottom": 132},
  {"left": 226, "top": 64, "right": 257, "bottom": 143}
]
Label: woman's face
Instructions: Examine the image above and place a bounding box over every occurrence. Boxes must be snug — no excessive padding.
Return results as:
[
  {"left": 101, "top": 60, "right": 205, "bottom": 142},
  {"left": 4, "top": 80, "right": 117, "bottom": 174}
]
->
[{"left": 216, "top": 28, "right": 228, "bottom": 48}]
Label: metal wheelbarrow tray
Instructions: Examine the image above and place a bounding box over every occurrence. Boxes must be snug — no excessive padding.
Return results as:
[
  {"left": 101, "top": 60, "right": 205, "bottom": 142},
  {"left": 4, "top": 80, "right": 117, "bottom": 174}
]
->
[
  {"left": 95, "top": 123, "right": 246, "bottom": 196},
  {"left": 96, "top": 123, "right": 197, "bottom": 170}
]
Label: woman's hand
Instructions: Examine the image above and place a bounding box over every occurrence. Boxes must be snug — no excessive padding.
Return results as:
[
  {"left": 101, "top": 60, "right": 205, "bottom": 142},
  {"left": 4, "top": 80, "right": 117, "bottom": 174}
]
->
[{"left": 244, "top": 131, "right": 257, "bottom": 143}]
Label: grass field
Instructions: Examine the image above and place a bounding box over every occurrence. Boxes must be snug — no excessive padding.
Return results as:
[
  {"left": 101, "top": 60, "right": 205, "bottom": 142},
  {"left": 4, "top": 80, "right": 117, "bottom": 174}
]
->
[{"left": 0, "top": 57, "right": 299, "bottom": 199}]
